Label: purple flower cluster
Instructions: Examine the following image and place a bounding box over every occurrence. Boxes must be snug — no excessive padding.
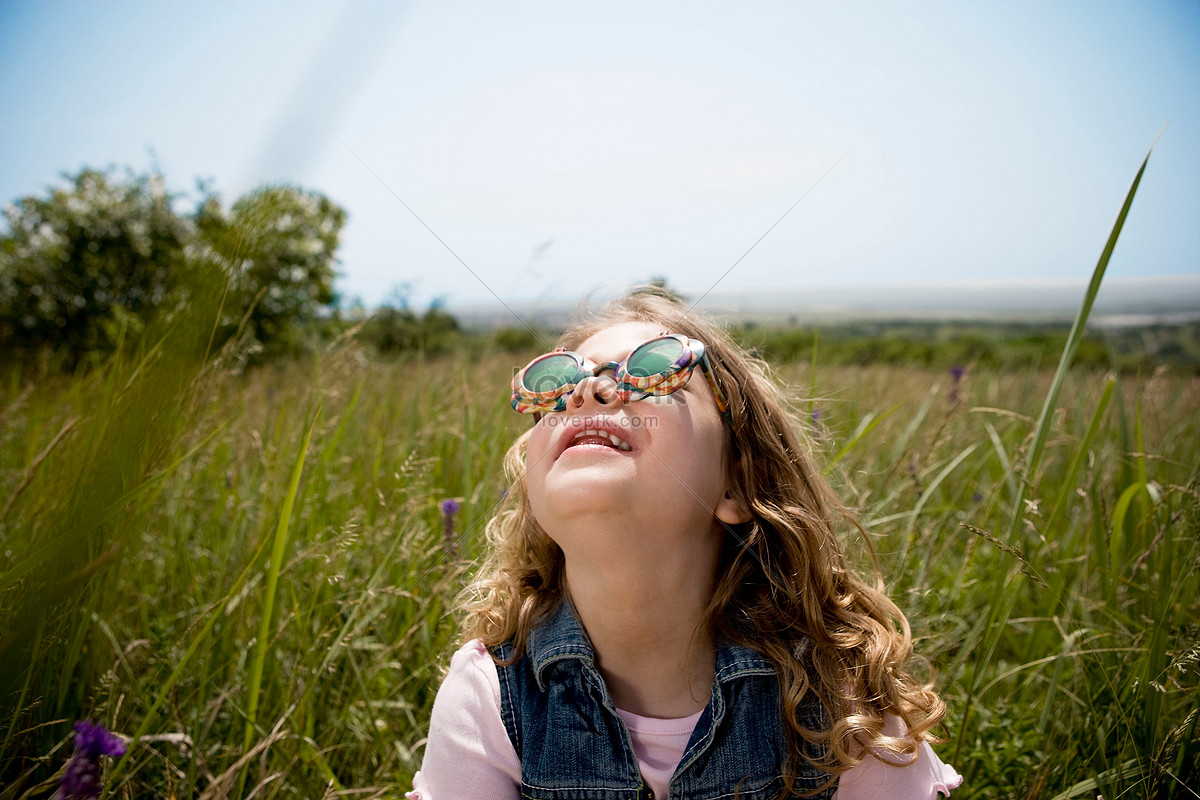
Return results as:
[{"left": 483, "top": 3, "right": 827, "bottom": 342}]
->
[
  {"left": 441, "top": 498, "right": 461, "bottom": 557},
  {"left": 54, "top": 721, "right": 125, "bottom": 800},
  {"left": 949, "top": 365, "right": 966, "bottom": 406}
]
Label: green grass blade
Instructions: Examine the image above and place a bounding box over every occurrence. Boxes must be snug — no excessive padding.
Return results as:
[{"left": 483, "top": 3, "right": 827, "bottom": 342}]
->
[
  {"left": 984, "top": 421, "right": 1017, "bottom": 507},
  {"left": 903, "top": 443, "right": 980, "bottom": 543},
  {"left": 898, "top": 443, "right": 980, "bottom": 580},
  {"left": 886, "top": 383, "right": 937, "bottom": 476},
  {"left": 825, "top": 405, "right": 900, "bottom": 471},
  {"left": 107, "top": 514, "right": 279, "bottom": 787},
  {"left": 1048, "top": 757, "right": 1146, "bottom": 800},
  {"left": 1007, "top": 136, "right": 1158, "bottom": 543},
  {"left": 1044, "top": 374, "right": 1116, "bottom": 535},
  {"left": 808, "top": 328, "right": 819, "bottom": 421},
  {"left": 1169, "top": 679, "right": 1200, "bottom": 800},
  {"left": 236, "top": 408, "right": 321, "bottom": 796},
  {"left": 1110, "top": 481, "right": 1152, "bottom": 575},
  {"left": 0, "top": 422, "right": 227, "bottom": 596}
]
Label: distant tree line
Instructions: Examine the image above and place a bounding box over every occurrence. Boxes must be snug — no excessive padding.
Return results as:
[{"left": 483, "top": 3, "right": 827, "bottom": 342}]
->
[
  {"left": 357, "top": 283, "right": 463, "bottom": 356},
  {"left": 732, "top": 319, "right": 1200, "bottom": 373},
  {"left": 5, "top": 169, "right": 1193, "bottom": 372}
]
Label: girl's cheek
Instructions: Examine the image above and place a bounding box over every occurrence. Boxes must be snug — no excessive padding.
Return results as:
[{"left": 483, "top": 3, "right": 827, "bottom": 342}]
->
[{"left": 526, "top": 421, "right": 554, "bottom": 462}]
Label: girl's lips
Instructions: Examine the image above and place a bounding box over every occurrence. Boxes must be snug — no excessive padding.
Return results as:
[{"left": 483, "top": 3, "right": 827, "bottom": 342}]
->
[
  {"left": 560, "top": 439, "right": 630, "bottom": 457},
  {"left": 566, "top": 428, "right": 633, "bottom": 452},
  {"left": 553, "top": 417, "right": 638, "bottom": 459}
]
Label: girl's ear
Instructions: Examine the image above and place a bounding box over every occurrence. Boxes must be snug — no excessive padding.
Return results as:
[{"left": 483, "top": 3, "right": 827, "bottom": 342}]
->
[{"left": 715, "top": 490, "right": 752, "bottom": 525}]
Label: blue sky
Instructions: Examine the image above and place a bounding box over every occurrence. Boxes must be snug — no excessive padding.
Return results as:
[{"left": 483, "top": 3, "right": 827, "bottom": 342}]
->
[{"left": 1, "top": 0, "right": 1197, "bottom": 310}]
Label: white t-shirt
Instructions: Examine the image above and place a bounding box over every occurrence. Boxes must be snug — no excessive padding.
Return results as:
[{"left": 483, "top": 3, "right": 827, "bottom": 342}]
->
[{"left": 408, "top": 639, "right": 963, "bottom": 800}]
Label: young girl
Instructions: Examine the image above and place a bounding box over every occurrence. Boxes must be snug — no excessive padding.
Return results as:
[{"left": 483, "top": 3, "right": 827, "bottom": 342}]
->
[{"left": 408, "top": 290, "right": 961, "bottom": 799}]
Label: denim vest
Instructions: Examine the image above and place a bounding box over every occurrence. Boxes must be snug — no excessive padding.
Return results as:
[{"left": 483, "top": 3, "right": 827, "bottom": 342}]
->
[{"left": 492, "top": 602, "right": 837, "bottom": 800}]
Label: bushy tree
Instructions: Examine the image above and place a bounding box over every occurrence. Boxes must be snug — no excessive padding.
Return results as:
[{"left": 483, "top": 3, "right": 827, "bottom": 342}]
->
[
  {"left": 363, "top": 302, "right": 461, "bottom": 355},
  {"left": 197, "top": 185, "right": 346, "bottom": 352},
  {"left": 0, "top": 168, "right": 348, "bottom": 363},
  {"left": 0, "top": 169, "right": 191, "bottom": 359}
]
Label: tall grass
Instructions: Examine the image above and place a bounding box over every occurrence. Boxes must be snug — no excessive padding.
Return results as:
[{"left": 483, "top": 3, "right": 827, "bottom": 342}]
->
[
  {"left": 1, "top": 337, "right": 523, "bottom": 798},
  {"left": 1, "top": 146, "right": 1197, "bottom": 798},
  {"left": 802, "top": 360, "right": 1197, "bottom": 797},
  {"left": 2, "top": 327, "right": 1197, "bottom": 798}
]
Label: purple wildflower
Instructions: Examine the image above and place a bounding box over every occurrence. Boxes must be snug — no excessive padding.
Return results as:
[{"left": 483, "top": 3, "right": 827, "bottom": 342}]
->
[
  {"left": 55, "top": 721, "right": 125, "bottom": 800},
  {"left": 949, "top": 365, "right": 966, "bottom": 406},
  {"left": 441, "top": 498, "right": 461, "bottom": 557},
  {"left": 810, "top": 407, "right": 821, "bottom": 423}
]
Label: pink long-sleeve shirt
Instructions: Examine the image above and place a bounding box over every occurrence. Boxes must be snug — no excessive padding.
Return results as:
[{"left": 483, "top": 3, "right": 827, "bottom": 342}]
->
[{"left": 408, "top": 640, "right": 962, "bottom": 800}]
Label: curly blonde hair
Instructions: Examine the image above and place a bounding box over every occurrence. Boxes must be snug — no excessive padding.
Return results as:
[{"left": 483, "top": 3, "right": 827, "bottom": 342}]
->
[{"left": 461, "top": 288, "right": 946, "bottom": 794}]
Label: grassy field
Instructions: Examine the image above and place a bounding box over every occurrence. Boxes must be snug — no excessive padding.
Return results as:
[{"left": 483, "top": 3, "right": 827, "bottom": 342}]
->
[
  {"left": 1, "top": 148, "right": 1196, "bottom": 800},
  {"left": 0, "top": 318, "right": 1196, "bottom": 798}
]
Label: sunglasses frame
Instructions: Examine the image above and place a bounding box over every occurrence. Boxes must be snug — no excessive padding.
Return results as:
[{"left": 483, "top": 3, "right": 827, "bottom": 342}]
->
[{"left": 511, "top": 333, "right": 731, "bottom": 426}]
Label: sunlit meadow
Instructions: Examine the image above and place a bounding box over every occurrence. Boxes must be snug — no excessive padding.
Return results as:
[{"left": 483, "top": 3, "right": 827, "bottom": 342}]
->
[{"left": 1, "top": 150, "right": 1196, "bottom": 799}]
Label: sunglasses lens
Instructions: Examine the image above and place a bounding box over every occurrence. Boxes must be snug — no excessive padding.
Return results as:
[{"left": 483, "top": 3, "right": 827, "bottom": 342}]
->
[
  {"left": 626, "top": 337, "right": 684, "bottom": 378},
  {"left": 523, "top": 353, "right": 581, "bottom": 394}
]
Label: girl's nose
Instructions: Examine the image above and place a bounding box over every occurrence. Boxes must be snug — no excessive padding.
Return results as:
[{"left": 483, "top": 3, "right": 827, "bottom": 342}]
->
[{"left": 570, "top": 373, "right": 621, "bottom": 409}]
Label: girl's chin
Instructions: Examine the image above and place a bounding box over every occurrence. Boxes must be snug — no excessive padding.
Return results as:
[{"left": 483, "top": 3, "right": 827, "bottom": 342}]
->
[
  {"left": 543, "top": 454, "right": 637, "bottom": 482},
  {"left": 533, "top": 481, "right": 641, "bottom": 520}
]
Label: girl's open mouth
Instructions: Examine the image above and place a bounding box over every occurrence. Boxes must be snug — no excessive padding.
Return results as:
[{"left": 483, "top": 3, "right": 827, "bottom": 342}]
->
[{"left": 566, "top": 428, "right": 633, "bottom": 452}]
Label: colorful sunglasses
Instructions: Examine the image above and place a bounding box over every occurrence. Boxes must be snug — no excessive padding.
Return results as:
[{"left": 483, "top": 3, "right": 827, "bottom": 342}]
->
[{"left": 511, "top": 333, "right": 731, "bottom": 424}]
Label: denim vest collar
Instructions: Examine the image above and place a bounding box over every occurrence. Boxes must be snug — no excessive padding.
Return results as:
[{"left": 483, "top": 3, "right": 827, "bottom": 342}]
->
[{"left": 526, "top": 600, "right": 776, "bottom": 694}]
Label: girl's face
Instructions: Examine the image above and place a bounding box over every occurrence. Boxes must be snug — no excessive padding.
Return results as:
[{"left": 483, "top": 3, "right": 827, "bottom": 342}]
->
[{"left": 523, "top": 321, "right": 747, "bottom": 556}]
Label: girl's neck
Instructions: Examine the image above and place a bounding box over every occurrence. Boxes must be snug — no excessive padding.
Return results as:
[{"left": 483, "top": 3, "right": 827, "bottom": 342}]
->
[{"left": 564, "top": 550, "right": 719, "bottom": 719}]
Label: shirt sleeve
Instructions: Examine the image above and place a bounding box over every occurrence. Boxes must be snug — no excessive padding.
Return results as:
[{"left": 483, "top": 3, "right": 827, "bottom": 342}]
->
[
  {"left": 406, "top": 640, "right": 521, "bottom": 800},
  {"left": 833, "top": 714, "right": 963, "bottom": 800}
]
